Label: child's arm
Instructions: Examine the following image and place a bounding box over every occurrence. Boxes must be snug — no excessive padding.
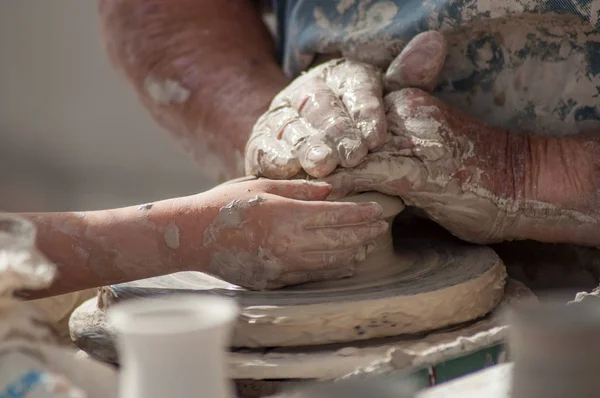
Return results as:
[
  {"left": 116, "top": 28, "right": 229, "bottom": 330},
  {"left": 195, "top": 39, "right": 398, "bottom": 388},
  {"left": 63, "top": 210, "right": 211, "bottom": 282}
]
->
[
  {"left": 20, "top": 179, "right": 386, "bottom": 298},
  {"left": 21, "top": 196, "right": 210, "bottom": 298}
]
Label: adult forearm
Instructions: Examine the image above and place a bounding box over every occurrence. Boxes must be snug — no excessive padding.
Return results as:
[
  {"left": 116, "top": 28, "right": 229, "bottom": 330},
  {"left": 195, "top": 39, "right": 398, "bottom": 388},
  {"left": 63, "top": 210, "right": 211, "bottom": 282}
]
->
[
  {"left": 510, "top": 131, "right": 600, "bottom": 246},
  {"left": 99, "top": 0, "right": 288, "bottom": 181}
]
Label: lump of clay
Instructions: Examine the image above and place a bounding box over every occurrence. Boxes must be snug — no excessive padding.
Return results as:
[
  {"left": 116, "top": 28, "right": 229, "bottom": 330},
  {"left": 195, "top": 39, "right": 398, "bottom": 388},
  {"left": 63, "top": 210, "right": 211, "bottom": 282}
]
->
[{"left": 338, "top": 192, "right": 406, "bottom": 271}]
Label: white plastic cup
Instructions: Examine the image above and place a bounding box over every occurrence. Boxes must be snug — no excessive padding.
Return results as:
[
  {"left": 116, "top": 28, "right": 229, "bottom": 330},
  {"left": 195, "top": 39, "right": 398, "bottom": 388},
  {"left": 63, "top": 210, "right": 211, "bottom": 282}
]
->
[{"left": 108, "top": 295, "right": 238, "bottom": 398}]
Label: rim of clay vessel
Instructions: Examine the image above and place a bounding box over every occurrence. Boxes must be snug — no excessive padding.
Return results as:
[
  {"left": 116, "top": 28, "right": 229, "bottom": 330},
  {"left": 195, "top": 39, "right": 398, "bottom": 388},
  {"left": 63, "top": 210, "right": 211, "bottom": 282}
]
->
[{"left": 108, "top": 294, "right": 239, "bottom": 335}]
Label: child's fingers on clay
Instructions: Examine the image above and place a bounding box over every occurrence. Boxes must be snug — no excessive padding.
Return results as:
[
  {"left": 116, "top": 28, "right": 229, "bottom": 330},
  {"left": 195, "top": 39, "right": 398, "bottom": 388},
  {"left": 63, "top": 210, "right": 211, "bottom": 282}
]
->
[
  {"left": 257, "top": 179, "right": 332, "bottom": 201},
  {"left": 318, "top": 173, "right": 359, "bottom": 199},
  {"left": 302, "top": 201, "right": 383, "bottom": 227},
  {"left": 385, "top": 88, "right": 444, "bottom": 139},
  {"left": 328, "top": 61, "right": 388, "bottom": 151},
  {"left": 296, "top": 245, "right": 370, "bottom": 269},
  {"left": 319, "top": 160, "right": 386, "bottom": 198},
  {"left": 300, "top": 221, "right": 388, "bottom": 251},
  {"left": 384, "top": 31, "right": 447, "bottom": 93}
]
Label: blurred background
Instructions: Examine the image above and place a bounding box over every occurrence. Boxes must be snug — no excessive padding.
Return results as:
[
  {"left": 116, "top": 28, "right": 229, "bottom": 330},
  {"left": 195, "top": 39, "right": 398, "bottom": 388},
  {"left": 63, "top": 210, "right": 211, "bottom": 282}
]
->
[{"left": 0, "top": 0, "right": 213, "bottom": 213}]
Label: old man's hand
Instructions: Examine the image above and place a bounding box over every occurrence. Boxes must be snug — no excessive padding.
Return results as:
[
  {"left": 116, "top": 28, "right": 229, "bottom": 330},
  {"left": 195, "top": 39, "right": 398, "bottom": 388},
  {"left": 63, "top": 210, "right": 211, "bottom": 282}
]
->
[
  {"left": 245, "top": 32, "right": 447, "bottom": 179},
  {"left": 323, "top": 88, "right": 600, "bottom": 246}
]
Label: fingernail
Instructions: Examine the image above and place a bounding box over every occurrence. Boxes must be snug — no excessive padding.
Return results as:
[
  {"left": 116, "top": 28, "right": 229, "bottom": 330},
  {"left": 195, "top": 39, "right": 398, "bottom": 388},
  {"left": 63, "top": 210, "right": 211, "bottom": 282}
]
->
[{"left": 306, "top": 146, "right": 332, "bottom": 164}]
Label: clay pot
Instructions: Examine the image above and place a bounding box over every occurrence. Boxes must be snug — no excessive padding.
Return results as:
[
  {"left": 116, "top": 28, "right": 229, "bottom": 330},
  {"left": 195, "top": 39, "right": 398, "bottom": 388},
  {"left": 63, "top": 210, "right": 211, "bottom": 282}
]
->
[{"left": 108, "top": 295, "right": 238, "bottom": 398}]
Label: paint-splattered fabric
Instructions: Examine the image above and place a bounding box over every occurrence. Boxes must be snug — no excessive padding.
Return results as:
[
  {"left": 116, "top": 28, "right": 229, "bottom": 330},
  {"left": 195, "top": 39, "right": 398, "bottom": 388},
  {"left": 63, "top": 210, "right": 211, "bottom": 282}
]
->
[{"left": 272, "top": 0, "right": 600, "bottom": 135}]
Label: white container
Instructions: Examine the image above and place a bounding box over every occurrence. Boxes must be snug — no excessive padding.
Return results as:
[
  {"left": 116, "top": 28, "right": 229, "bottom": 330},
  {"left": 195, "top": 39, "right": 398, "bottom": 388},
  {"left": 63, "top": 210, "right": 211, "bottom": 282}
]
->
[
  {"left": 108, "top": 295, "right": 239, "bottom": 398},
  {"left": 509, "top": 300, "right": 600, "bottom": 398}
]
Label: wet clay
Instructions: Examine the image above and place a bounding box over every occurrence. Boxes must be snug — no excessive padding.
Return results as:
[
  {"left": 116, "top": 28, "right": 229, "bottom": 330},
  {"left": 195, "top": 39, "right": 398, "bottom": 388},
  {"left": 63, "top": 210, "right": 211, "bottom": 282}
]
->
[
  {"left": 337, "top": 192, "right": 406, "bottom": 269},
  {"left": 70, "top": 193, "right": 507, "bottom": 348}
]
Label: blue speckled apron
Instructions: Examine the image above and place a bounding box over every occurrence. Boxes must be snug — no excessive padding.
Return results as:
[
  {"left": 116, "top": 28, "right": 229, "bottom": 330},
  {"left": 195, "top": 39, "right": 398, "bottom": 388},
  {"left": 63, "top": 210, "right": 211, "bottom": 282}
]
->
[
  {"left": 270, "top": 0, "right": 600, "bottom": 291},
  {"left": 272, "top": 0, "right": 600, "bottom": 135}
]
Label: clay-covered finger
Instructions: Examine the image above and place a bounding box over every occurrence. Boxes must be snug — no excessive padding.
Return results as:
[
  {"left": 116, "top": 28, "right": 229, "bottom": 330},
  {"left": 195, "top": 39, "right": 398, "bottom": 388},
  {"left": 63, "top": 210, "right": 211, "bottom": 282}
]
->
[
  {"left": 355, "top": 241, "right": 377, "bottom": 262},
  {"left": 296, "top": 245, "right": 370, "bottom": 270},
  {"left": 245, "top": 106, "right": 303, "bottom": 178},
  {"left": 321, "top": 152, "right": 426, "bottom": 198},
  {"left": 271, "top": 93, "right": 340, "bottom": 177},
  {"left": 293, "top": 134, "right": 341, "bottom": 178},
  {"left": 259, "top": 179, "right": 332, "bottom": 201},
  {"left": 289, "top": 78, "right": 366, "bottom": 170},
  {"left": 245, "top": 135, "right": 302, "bottom": 178},
  {"left": 328, "top": 60, "right": 388, "bottom": 151},
  {"left": 300, "top": 220, "right": 389, "bottom": 251},
  {"left": 303, "top": 201, "right": 384, "bottom": 227},
  {"left": 384, "top": 31, "right": 447, "bottom": 93}
]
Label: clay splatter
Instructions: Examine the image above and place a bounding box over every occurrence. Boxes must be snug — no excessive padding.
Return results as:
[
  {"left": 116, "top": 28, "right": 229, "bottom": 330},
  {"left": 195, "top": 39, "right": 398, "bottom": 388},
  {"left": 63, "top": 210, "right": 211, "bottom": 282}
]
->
[
  {"left": 203, "top": 195, "right": 265, "bottom": 245},
  {"left": 138, "top": 203, "right": 153, "bottom": 211},
  {"left": 144, "top": 76, "right": 191, "bottom": 105},
  {"left": 163, "top": 223, "right": 180, "bottom": 250}
]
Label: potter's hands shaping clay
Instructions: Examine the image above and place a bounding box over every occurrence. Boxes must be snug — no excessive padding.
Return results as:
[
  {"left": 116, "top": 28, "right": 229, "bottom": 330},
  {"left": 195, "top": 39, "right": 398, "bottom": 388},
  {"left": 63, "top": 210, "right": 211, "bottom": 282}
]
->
[
  {"left": 323, "top": 88, "right": 600, "bottom": 246},
  {"left": 245, "top": 59, "right": 385, "bottom": 179},
  {"left": 245, "top": 31, "right": 447, "bottom": 180},
  {"left": 197, "top": 179, "right": 388, "bottom": 290}
]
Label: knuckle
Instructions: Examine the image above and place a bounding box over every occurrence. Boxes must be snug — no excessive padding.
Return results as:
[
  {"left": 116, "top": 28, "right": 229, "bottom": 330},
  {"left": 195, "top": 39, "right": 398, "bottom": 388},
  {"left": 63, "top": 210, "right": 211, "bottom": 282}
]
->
[
  {"left": 358, "top": 118, "right": 386, "bottom": 139},
  {"left": 320, "top": 115, "right": 353, "bottom": 137},
  {"left": 352, "top": 97, "right": 383, "bottom": 117}
]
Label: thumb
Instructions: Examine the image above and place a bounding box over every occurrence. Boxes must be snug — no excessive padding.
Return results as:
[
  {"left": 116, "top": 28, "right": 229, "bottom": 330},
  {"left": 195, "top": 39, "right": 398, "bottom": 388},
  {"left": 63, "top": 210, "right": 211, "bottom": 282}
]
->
[
  {"left": 384, "top": 31, "right": 447, "bottom": 93},
  {"left": 261, "top": 180, "right": 333, "bottom": 201}
]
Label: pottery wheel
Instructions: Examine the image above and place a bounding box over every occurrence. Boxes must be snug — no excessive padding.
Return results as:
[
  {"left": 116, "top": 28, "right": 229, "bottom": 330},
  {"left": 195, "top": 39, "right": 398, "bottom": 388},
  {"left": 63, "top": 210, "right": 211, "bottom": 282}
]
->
[{"left": 97, "top": 193, "right": 507, "bottom": 348}]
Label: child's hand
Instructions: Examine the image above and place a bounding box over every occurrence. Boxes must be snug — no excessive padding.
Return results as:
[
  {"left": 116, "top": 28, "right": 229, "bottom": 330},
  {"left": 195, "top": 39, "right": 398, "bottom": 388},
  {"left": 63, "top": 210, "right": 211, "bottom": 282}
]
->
[{"left": 192, "top": 179, "right": 387, "bottom": 290}]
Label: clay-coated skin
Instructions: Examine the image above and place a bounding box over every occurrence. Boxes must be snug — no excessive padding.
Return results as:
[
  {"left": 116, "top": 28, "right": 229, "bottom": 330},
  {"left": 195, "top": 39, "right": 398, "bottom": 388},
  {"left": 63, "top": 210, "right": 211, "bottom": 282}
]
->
[
  {"left": 98, "top": 0, "right": 445, "bottom": 183},
  {"left": 246, "top": 59, "right": 387, "bottom": 179},
  {"left": 245, "top": 30, "right": 600, "bottom": 247},
  {"left": 98, "top": 0, "right": 289, "bottom": 181},
  {"left": 246, "top": 31, "right": 447, "bottom": 180},
  {"left": 18, "top": 180, "right": 386, "bottom": 299},
  {"left": 97, "top": 0, "right": 600, "bottom": 247},
  {"left": 322, "top": 88, "right": 600, "bottom": 246}
]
